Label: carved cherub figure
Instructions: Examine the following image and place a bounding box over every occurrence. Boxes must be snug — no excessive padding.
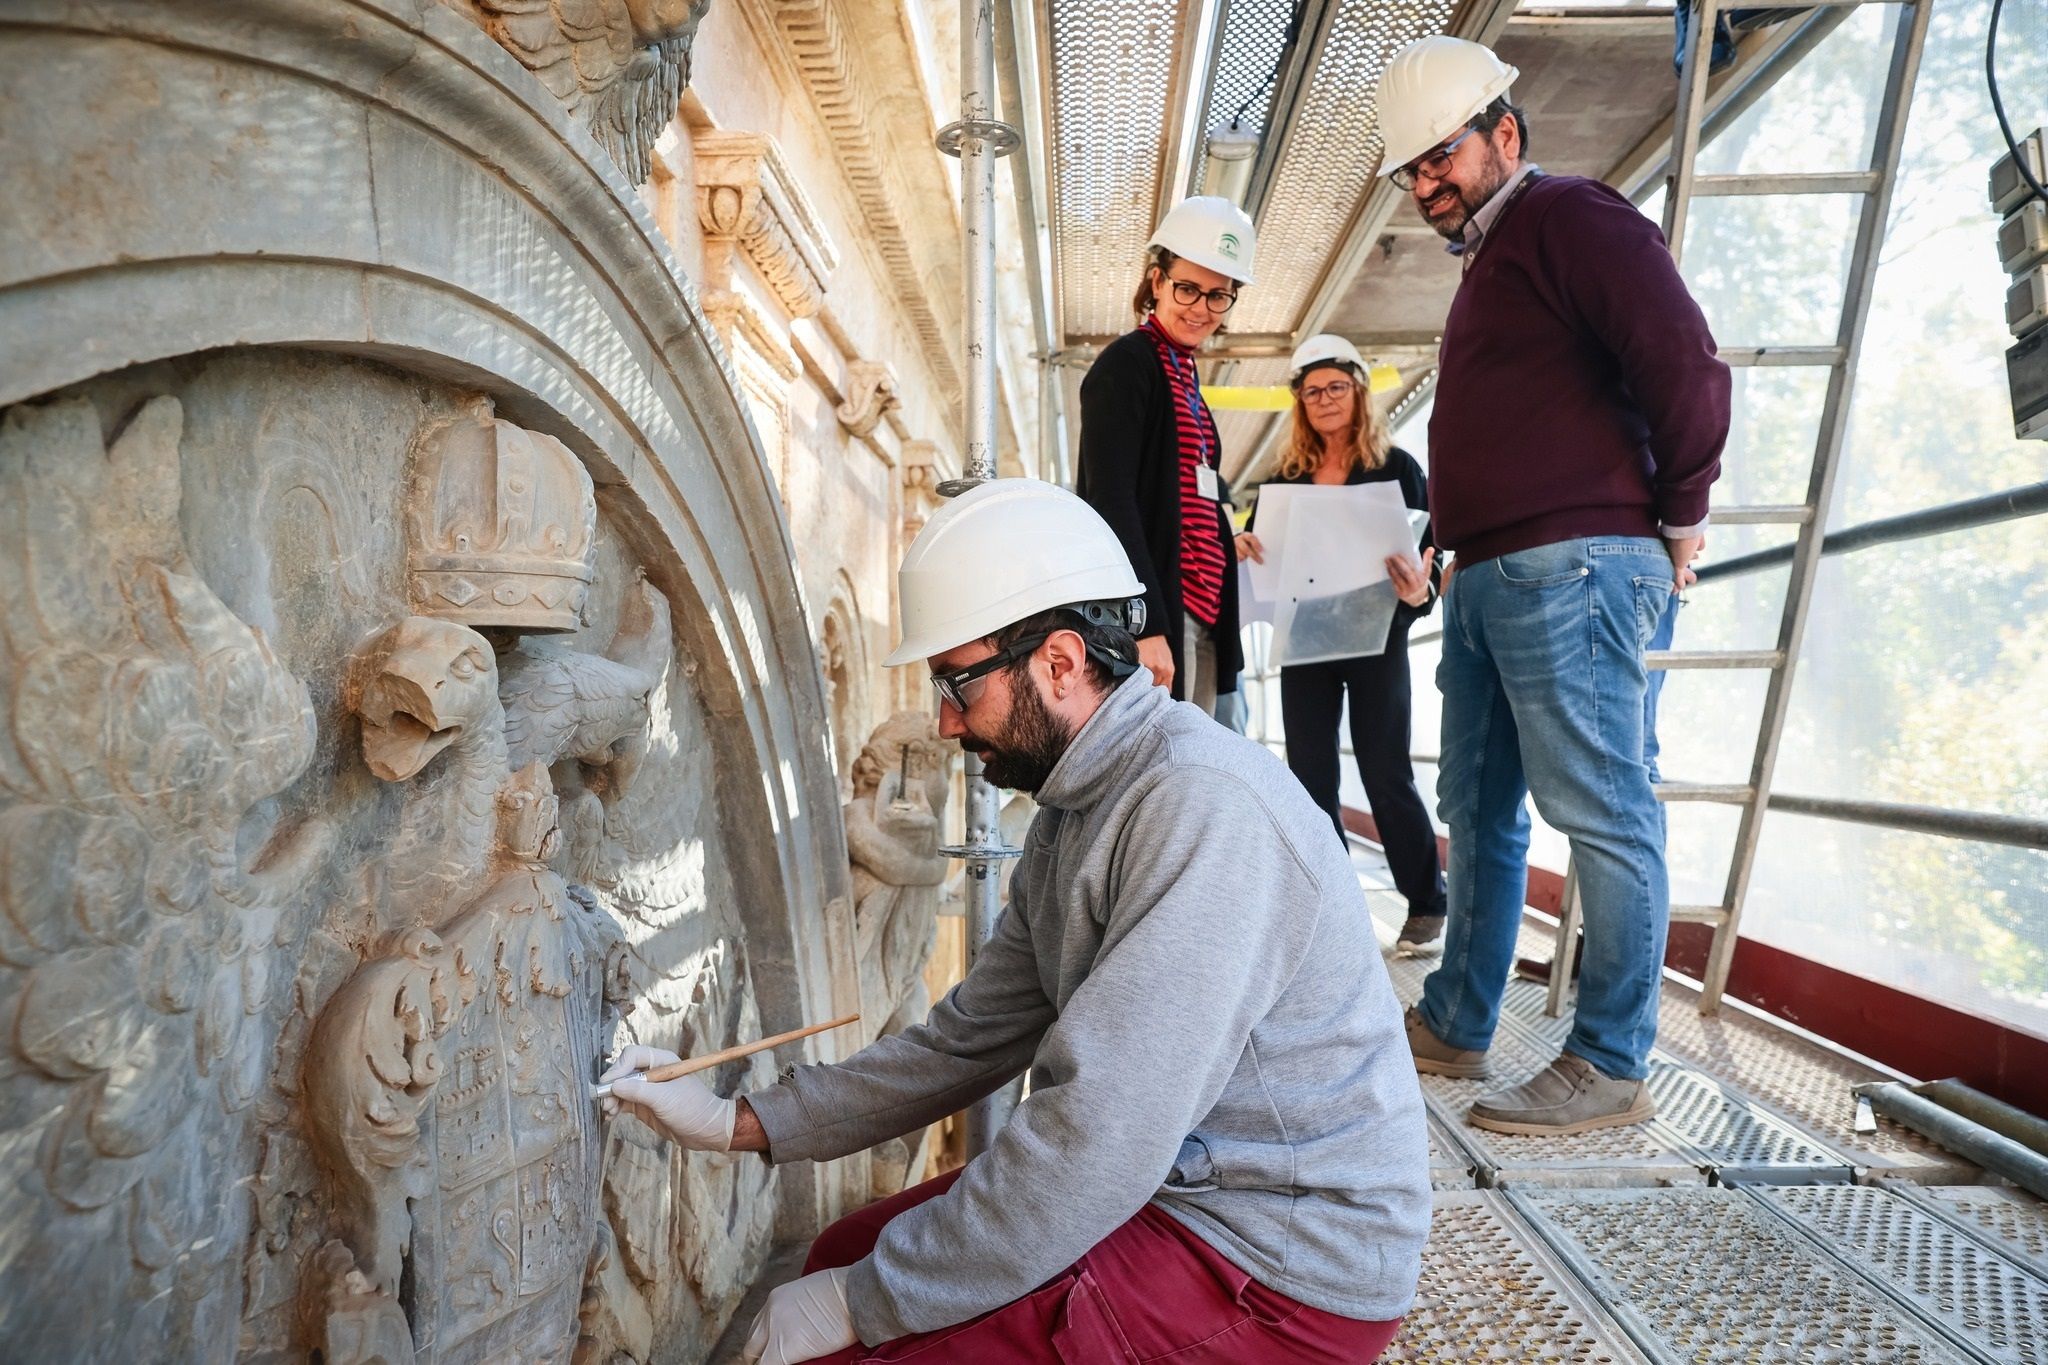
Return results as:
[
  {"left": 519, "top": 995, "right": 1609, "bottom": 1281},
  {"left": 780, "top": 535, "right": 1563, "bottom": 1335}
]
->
[{"left": 843, "top": 713, "right": 952, "bottom": 1039}]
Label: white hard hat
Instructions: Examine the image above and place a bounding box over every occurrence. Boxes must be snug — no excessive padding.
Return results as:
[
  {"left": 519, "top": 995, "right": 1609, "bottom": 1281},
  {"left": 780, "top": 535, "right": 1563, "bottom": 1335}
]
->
[
  {"left": 1374, "top": 37, "right": 1519, "bottom": 176},
  {"left": 1149, "top": 195, "right": 1258, "bottom": 285},
  {"left": 885, "top": 479, "right": 1146, "bottom": 666},
  {"left": 1290, "top": 334, "right": 1366, "bottom": 383}
]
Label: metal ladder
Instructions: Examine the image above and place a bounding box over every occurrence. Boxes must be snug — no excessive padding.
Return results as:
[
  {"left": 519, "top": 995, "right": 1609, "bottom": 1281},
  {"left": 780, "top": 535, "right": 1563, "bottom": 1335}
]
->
[{"left": 1548, "top": 0, "right": 1934, "bottom": 1018}]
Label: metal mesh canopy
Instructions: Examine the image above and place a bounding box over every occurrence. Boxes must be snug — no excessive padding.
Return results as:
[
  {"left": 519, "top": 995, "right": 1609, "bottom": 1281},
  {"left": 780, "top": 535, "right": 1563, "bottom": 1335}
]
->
[
  {"left": 1044, "top": 0, "right": 1451, "bottom": 346},
  {"left": 1236, "top": 0, "right": 1452, "bottom": 334},
  {"left": 1046, "top": 0, "right": 1190, "bottom": 340}
]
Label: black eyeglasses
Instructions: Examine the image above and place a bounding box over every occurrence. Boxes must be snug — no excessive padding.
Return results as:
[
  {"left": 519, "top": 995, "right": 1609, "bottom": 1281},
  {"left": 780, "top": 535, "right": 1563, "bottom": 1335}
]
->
[
  {"left": 927, "top": 632, "right": 1050, "bottom": 711},
  {"left": 1390, "top": 124, "right": 1479, "bottom": 191},
  {"left": 1298, "top": 378, "right": 1356, "bottom": 404},
  {"left": 1164, "top": 276, "right": 1238, "bottom": 314}
]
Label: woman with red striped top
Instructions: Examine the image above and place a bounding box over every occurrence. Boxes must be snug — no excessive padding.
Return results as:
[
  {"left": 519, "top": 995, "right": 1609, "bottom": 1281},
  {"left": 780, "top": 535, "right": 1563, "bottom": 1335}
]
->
[{"left": 1075, "top": 196, "right": 1257, "bottom": 711}]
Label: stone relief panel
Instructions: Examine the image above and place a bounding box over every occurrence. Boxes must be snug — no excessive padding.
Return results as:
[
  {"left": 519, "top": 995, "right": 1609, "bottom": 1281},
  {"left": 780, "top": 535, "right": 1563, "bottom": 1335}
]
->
[
  {"left": 842, "top": 714, "right": 952, "bottom": 1198},
  {"left": 3, "top": 4, "right": 876, "bottom": 1360},
  {"left": 0, "top": 392, "right": 324, "bottom": 1356},
  {"left": 460, "top": 0, "right": 714, "bottom": 185},
  {"left": 0, "top": 351, "right": 783, "bottom": 1362}
]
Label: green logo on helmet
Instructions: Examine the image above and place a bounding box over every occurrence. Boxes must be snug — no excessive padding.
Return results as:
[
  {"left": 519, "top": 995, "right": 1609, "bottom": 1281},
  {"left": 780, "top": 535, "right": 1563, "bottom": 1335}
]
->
[{"left": 1218, "top": 232, "right": 1240, "bottom": 259}]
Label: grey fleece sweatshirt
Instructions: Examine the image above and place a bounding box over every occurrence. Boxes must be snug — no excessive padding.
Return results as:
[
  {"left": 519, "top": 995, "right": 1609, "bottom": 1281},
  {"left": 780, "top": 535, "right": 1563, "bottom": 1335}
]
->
[{"left": 745, "top": 672, "right": 1432, "bottom": 1344}]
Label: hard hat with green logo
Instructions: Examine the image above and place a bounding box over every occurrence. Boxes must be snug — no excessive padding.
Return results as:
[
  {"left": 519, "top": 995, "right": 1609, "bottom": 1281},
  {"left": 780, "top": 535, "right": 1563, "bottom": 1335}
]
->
[{"left": 1148, "top": 196, "right": 1258, "bottom": 286}]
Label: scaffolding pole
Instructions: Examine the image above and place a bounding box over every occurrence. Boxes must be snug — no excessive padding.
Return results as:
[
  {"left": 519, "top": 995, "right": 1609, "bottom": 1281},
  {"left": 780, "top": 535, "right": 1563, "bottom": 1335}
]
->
[{"left": 936, "top": 0, "right": 1023, "bottom": 1158}]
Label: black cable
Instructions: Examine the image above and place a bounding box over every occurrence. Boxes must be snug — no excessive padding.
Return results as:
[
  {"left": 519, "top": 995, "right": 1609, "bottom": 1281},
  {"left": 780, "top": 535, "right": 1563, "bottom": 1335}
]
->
[
  {"left": 1231, "top": 0, "right": 1309, "bottom": 128},
  {"left": 1989, "top": 0, "right": 2047, "bottom": 206}
]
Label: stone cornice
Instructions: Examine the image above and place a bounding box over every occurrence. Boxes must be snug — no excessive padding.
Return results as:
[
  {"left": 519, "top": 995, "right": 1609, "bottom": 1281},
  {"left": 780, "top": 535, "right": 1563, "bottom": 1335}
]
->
[
  {"left": 694, "top": 130, "right": 840, "bottom": 320},
  {"left": 737, "top": 0, "right": 964, "bottom": 405},
  {"left": 701, "top": 288, "right": 803, "bottom": 383}
]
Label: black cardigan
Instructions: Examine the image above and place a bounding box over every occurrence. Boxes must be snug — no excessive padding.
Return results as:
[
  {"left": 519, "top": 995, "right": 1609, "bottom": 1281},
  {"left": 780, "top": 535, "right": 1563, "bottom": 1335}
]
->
[
  {"left": 1074, "top": 328, "right": 1244, "bottom": 696},
  {"left": 1251, "top": 446, "right": 1442, "bottom": 633}
]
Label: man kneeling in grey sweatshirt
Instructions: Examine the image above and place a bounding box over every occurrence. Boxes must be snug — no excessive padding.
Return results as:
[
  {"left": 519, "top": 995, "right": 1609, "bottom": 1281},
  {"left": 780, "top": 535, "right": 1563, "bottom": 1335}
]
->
[{"left": 604, "top": 480, "right": 1432, "bottom": 1365}]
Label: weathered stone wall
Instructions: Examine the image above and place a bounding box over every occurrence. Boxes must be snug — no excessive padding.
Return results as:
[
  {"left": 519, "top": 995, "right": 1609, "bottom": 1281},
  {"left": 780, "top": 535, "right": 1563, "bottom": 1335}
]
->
[
  {"left": 647, "top": 0, "right": 1050, "bottom": 764},
  {"left": 0, "top": 2, "right": 975, "bottom": 1360}
]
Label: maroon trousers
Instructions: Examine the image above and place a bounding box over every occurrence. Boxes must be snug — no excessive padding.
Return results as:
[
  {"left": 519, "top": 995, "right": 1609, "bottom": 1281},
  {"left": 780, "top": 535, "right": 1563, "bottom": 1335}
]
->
[{"left": 801, "top": 1169, "right": 1403, "bottom": 1364}]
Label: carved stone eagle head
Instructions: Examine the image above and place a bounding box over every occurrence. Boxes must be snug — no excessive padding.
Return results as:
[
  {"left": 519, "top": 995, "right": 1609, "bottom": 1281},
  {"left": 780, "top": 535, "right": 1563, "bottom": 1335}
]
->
[{"left": 353, "top": 617, "right": 501, "bottom": 781}]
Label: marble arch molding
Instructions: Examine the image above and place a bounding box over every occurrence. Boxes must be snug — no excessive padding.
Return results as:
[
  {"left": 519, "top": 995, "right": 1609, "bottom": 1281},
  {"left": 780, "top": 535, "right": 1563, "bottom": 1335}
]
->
[{"left": 0, "top": 1, "right": 861, "bottom": 1361}]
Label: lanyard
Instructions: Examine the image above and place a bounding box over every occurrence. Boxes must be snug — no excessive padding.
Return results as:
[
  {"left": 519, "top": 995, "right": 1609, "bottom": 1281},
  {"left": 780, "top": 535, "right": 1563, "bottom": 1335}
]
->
[
  {"left": 1462, "top": 169, "right": 1544, "bottom": 276},
  {"left": 1170, "top": 348, "right": 1213, "bottom": 467}
]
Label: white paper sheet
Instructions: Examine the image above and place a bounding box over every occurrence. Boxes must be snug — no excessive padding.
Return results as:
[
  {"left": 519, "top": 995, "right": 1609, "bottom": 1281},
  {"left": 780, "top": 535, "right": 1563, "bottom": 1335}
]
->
[
  {"left": 1236, "top": 559, "right": 1274, "bottom": 625},
  {"left": 1276, "top": 484, "right": 1414, "bottom": 601},
  {"left": 1250, "top": 482, "right": 1425, "bottom": 666}
]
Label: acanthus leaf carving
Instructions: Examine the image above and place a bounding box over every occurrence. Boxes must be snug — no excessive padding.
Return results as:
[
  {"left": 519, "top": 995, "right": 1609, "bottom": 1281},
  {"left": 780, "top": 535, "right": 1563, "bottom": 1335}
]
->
[
  {"left": 461, "top": 0, "right": 713, "bottom": 185},
  {"left": 692, "top": 131, "right": 840, "bottom": 321},
  {"left": 835, "top": 360, "right": 902, "bottom": 441}
]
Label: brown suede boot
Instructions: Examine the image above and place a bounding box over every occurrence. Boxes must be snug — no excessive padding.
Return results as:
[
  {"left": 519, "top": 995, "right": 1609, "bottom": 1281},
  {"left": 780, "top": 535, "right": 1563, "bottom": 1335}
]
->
[
  {"left": 1404, "top": 1006, "right": 1490, "bottom": 1079},
  {"left": 1467, "top": 1053, "right": 1655, "bottom": 1135},
  {"left": 1395, "top": 913, "right": 1445, "bottom": 955}
]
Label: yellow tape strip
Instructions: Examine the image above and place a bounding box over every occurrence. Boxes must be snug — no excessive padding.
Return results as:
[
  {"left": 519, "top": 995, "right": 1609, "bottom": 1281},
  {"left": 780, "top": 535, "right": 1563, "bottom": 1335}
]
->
[{"left": 1201, "top": 363, "right": 1402, "bottom": 411}]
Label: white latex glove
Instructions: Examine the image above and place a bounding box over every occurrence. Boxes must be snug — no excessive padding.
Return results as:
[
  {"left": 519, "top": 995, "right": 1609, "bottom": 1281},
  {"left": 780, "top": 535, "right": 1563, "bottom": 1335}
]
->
[
  {"left": 599, "top": 1045, "right": 737, "bottom": 1152},
  {"left": 742, "top": 1267, "right": 857, "bottom": 1365}
]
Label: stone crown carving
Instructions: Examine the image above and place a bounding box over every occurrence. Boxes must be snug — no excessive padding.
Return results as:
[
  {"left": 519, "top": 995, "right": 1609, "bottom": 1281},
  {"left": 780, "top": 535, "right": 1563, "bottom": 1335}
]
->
[
  {"left": 695, "top": 131, "right": 841, "bottom": 321},
  {"left": 409, "top": 414, "right": 597, "bottom": 634},
  {"left": 464, "top": 0, "right": 712, "bottom": 185}
]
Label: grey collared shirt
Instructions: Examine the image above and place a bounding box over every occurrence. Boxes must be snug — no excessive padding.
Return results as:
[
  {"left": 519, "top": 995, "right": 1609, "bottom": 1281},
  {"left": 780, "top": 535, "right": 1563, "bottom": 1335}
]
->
[{"left": 1458, "top": 160, "right": 1543, "bottom": 256}]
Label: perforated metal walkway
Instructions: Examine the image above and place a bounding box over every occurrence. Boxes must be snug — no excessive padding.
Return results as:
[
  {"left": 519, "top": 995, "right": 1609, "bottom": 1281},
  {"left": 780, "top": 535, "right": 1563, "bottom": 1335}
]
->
[{"left": 1356, "top": 853, "right": 2048, "bottom": 1364}]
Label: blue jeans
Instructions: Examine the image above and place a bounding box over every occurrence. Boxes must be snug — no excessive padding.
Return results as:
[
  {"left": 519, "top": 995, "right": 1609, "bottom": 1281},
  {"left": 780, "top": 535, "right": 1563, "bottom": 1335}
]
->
[
  {"left": 1419, "top": 537, "right": 1674, "bottom": 1080},
  {"left": 1643, "top": 593, "right": 1680, "bottom": 787}
]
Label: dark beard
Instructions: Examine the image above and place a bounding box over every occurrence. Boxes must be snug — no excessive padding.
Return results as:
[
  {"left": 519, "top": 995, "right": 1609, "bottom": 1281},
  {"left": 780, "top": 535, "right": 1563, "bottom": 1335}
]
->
[
  {"left": 1424, "top": 145, "right": 1512, "bottom": 241},
  {"left": 968, "top": 673, "right": 1074, "bottom": 792}
]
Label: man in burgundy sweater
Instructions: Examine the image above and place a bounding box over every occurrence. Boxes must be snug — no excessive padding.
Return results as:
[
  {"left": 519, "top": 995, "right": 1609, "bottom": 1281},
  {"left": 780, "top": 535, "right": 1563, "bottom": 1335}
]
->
[{"left": 1376, "top": 37, "right": 1729, "bottom": 1134}]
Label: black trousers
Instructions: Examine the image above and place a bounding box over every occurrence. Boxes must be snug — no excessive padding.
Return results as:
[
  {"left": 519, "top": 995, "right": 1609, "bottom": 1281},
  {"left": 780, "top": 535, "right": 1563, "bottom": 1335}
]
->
[{"left": 1279, "top": 638, "right": 1447, "bottom": 918}]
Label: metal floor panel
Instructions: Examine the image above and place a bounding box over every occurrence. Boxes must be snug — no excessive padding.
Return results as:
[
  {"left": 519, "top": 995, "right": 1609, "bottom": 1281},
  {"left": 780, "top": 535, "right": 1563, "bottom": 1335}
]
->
[
  {"left": 1361, "top": 880, "right": 1963, "bottom": 1182},
  {"left": 1425, "top": 1110, "right": 1482, "bottom": 1190},
  {"left": 1649, "top": 973, "right": 1975, "bottom": 1181},
  {"left": 1353, "top": 865, "right": 2040, "bottom": 1355},
  {"left": 1380, "top": 925, "right": 1853, "bottom": 1186},
  {"left": 1385, "top": 953, "right": 1708, "bottom": 1188},
  {"left": 1513, "top": 1187, "right": 1980, "bottom": 1363},
  {"left": 1757, "top": 1184, "right": 2048, "bottom": 1365},
  {"left": 1392, "top": 1193, "right": 1655, "bottom": 1364},
  {"left": 1913, "top": 1186, "right": 2048, "bottom": 1274}
]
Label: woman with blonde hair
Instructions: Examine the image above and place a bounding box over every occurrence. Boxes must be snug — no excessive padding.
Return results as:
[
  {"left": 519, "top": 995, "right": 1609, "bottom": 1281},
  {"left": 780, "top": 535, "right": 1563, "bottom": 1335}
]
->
[
  {"left": 1075, "top": 196, "right": 1256, "bottom": 712},
  {"left": 1238, "top": 335, "right": 1447, "bottom": 950}
]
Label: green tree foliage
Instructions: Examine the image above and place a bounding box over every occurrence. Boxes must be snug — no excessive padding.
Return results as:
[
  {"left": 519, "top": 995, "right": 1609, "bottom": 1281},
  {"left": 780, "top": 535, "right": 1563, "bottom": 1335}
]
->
[{"left": 1658, "top": 3, "right": 2048, "bottom": 1031}]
